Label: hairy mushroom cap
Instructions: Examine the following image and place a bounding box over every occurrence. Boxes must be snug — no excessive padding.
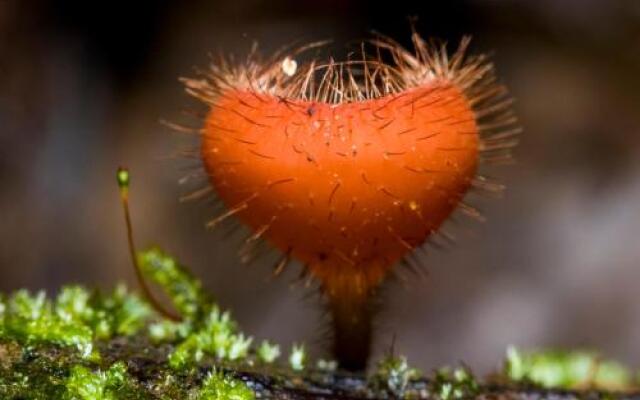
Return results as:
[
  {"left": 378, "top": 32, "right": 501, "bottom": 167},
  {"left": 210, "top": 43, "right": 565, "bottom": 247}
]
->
[{"left": 181, "top": 33, "right": 517, "bottom": 298}]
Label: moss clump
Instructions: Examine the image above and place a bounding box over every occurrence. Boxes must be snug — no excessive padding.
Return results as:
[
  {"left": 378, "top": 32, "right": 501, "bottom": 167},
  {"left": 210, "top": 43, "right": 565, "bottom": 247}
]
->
[
  {"left": 256, "top": 340, "right": 280, "bottom": 364},
  {"left": 167, "top": 307, "right": 253, "bottom": 369},
  {"left": 0, "top": 247, "right": 262, "bottom": 398},
  {"left": 372, "top": 355, "right": 421, "bottom": 397},
  {"left": 137, "top": 247, "right": 208, "bottom": 320},
  {"left": 64, "top": 362, "right": 140, "bottom": 400},
  {"left": 288, "top": 343, "right": 306, "bottom": 371},
  {"left": 137, "top": 248, "right": 266, "bottom": 370},
  {"left": 371, "top": 356, "right": 481, "bottom": 399},
  {"left": 193, "top": 370, "right": 255, "bottom": 400},
  {"left": 0, "top": 341, "right": 254, "bottom": 399},
  {"left": 60, "top": 285, "right": 152, "bottom": 340},
  {"left": 0, "top": 344, "right": 70, "bottom": 399},
  {"left": 504, "top": 346, "right": 635, "bottom": 390},
  {"left": 430, "top": 367, "right": 479, "bottom": 400},
  {"left": 3, "top": 290, "right": 94, "bottom": 358},
  {"left": 0, "top": 285, "right": 151, "bottom": 360}
]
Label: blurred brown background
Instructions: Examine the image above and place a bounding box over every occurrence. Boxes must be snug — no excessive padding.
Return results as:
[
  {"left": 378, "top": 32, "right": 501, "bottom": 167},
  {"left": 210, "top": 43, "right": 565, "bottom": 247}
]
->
[{"left": 2, "top": 0, "right": 640, "bottom": 373}]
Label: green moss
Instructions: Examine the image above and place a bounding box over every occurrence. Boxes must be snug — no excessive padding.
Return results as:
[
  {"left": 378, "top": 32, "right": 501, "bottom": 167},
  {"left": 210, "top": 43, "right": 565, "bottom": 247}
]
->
[
  {"left": 137, "top": 247, "right": 208, "bottom": 320},
  {"left": 256, "top": 340, "right": 280, "bottom": 364},
  {"left": 135, "top": 248, "right": 264, "bottom": 371},
  {"left": 0, "top": 285, "right": 152, "bottom": 361},
  {"left": 0, "top": 295, "right": 6, "bottom": 336},
  {"left": 0, "top": 339, "right": 258, "bottom": 400},
  {"left": 288, "top": 343, "right": 306, "bottom": 371},
  {"left": 0, "top": 343, "right": 78, "bottom": 399},
  {"left": 504, "top": 346, "right": 633, "bottom": 390},
  {"left": 64, "top": 362, "right": 142, "bottom": 400},
  {"left": 315, "top": 358, "right": 338, "bottom": 372},
  {"left": 3, "top": 290, "right": 94, "bottom": 358},
  {"left": 128, "top": 248, "right": 300, "bottom": 374},
  {"left": 430, "top": 367, "right": 479, "bottom": 400},
  {"left": 372, "top": 355, "right": 421, "bottom": 397},
  {"left": 59, "top": 285, "right": 152, "bottom": 340},
  {"left": 0, "top": 245, "right": 289, "bottom": 389},
  {"left": 193, "top": 370, "right": 254, "bottom": 400},
  {"left": 166, "top": 307, "right": 252, "bottom": 369},
  {"left": 5, "top": 243, "right": 638, "bottom": 398},
  {"left": 148, "top": 319, "right": 191, "bottom": 343}
]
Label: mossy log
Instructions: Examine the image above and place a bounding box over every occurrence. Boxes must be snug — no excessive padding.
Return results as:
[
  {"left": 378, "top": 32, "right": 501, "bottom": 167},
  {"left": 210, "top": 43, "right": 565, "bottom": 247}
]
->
[
  {"left": 1, "top": 337, "right": 639, "bottom": 399},
  {"left": 1, "top": 248, "right": 638, "bottom": 399}
]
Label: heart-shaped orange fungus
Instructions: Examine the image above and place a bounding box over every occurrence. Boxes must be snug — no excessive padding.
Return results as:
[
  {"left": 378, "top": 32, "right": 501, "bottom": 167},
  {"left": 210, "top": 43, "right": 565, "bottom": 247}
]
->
[
  {"left": 182, "top": 33, "right": 517, "bottom": 369},
  {"left": 201, "top": 83, "right": 478, "bottom": 295}
]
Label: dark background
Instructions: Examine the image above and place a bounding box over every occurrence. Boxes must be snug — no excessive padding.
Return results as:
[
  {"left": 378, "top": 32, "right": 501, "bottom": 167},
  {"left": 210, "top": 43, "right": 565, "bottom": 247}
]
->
[{"left": 2, "top": 0, "right": 640, "bottom": 373}]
